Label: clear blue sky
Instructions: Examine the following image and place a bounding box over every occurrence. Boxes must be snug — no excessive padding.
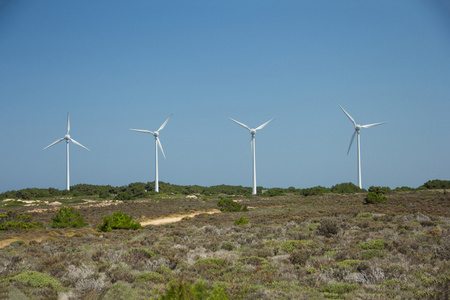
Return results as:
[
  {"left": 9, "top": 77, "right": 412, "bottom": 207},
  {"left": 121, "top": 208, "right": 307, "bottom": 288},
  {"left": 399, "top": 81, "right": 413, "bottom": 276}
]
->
[{"left": 1, "top": 0, "right": 449, "bottom": 192}]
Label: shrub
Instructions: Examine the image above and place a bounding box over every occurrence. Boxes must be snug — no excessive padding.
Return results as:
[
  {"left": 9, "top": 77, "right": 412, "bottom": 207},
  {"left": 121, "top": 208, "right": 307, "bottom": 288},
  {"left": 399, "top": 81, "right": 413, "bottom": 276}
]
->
[
  {"left": 364, "top": 192, "right": 387, "bottom": 204},
  {"left": 280, "top": 240, "right": 313, "bottom": 253},
  {"left": 357, "top": 239, "right": 385, "bottom": 250},
  {"left": 98, "top": 211, "right": 143, "bottom": 232},
  {"left": 10, "top": 271, "right": 62, "bottom": 290},
  {"left": 262, "top": 188, "right": 285, "bottom": 197},
  {"left": 234, "top": 217, "right": 249, "bottom": 225},
  {"left": 0, "top": 210, "right": 42, "bottom": 231},
  {"left": 289, "top": 249, "right": 310, "bottom": 266},
  {"left": 221, "top": 242, "right": 235, "bottom": 251},
  {"left": 368, "top": 186, "right": 392, "bottom": 194},
  {"left": 320, "top": 282, "right": 359, "bottom": 295},
  {"left": 217, "top": 198, "right": 244, "bottom": 212},
  {"left": 299, "top": 186, "right": 331, "bottom": 197},
  {"left": 421, "top": 179, "right": 450, "bottom": 189},
  {"left": 51, "top": 206, "right": 87, "bottom": 228},
  {"left": 331, "top": 182, "right": 363, "bottom": 194},
  {"left": 318, "top": 218, "right": 339, "bottom": 237}
]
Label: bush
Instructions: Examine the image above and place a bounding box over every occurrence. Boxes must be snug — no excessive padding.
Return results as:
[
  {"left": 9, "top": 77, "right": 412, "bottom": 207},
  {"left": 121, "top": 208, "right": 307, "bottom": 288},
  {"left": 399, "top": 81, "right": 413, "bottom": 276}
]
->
[
  {"left": 51, "top": 207, "right": 87, "bottom": 228},
  {"left": 368, "top": 186, "right": 391, "bottom": 194},
  {"left": 217, "top": 197, "right": 245, "bottom": 212},
  {"left": 364, "top": 192, "right": 387, "bottom": 204},
  {"left": 331, "top": 182, "right": 363, "bottom": 194},
  {"left": 10, "top": 271, "right": 62, "bottom": 289},
  {"left": 234, "top": 217, "right": 249, "bottom": 225},
  {"left": 318, "top": 218, "right": 339, "bottom": 237},
  {"left": 421, "top": 179, "right": 450, "bottom": 190},
  {"left": 299, "top": 186, "right": 331, "bottom": 197},
  {"left": 320, "top": 282, "right": 359, "bottom": 295},
  {"left": 357, "top": 239, "right": 385, "bottom": 250},
  {"left": 221, "top": 242, "right": 235, "bottom": 251},
  {"left": 0, "top": 210, "right": 42, "bottom": 231},
  {"left": 98, "top": 211, "right": 143, "bottom": 232},
  {"left": 262, "top": 188, "right": 285, "bottom": 197}
]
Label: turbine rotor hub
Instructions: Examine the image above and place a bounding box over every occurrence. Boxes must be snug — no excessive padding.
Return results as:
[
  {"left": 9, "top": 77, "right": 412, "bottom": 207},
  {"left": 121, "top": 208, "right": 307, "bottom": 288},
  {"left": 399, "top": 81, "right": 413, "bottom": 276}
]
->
[
  {"left": 65, "top": 134, "right": 70, "bottom": 140},
  {"left": 153, "top": 131, "right": 159, "bottom": 137},
  {"left": 250, "top": 129, "right": 256, "bottom": 135},
  {"left": 355, "top": 125, "right": 361, "bottom": 131}
]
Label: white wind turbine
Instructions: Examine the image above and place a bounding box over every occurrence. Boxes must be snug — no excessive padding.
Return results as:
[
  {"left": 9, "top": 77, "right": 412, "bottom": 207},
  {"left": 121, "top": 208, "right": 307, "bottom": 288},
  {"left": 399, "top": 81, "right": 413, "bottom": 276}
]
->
[
  {"left": 130, "top": 113, "right": 173, "bottom": 193},
  {"left": 229, "top": 117, "right": 276, "bottom": 195},
  {"left": 43, "top": 112, "right": 90, "bottom": 191},
  {"left": 339, "top": 105, "right": 385, "bottom": 189}
]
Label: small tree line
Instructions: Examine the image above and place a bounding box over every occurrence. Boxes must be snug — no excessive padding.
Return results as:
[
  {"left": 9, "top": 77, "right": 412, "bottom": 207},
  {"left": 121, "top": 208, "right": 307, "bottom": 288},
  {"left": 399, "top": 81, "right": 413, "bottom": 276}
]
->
[{"left": 1, "top": 179, "right": 448, "bottom": 201}]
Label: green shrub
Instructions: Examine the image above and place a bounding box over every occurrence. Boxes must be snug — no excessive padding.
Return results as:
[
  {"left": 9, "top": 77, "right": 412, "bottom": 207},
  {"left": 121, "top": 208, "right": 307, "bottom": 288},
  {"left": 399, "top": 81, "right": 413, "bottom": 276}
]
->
[
  {"left": 362, "top": 249, "right": 385, "bottom": 259},
  {"left": 262, "top": 188, "right": 285, "bottom": 197},
  {"left": 364, "top": 192, "right": 387, "bottom": 204},
  {"left": 331, "top": 182, "right": 363, "bottom": 194},
  {"left": 234, "top": 217, "right": 249, "bottom": 225},
  {"left": 320, "top": 282, "right": 359, "bottom": 295},
  {"left": 357, "top": 239, "right": 385, "bottom": 250},
  {"left": 299, "top": 186, "right": 331, "bottom": 197},
  {"left": 51, "top": 207, "right": 87, "bottom": 228},
  {"left": 280, "top": 240, "right": 313, "bottom": 253},
  {"left": 10, "top": 271, "right": 62, "bottom": 289},
  {"left": 98, "top": 211, "right": 143, "bottom": 232},
  {"left": 421, "top": 179, "right": 450, "bottom": 189},
  {"left": 221, "top": 242, "right": 235, "bottom": 251},
  {"left": 368, "top": 186, "right": 392, "bottom": 194},
  {"left": 217, "top": 197, "right": 244, "bottom": 212},
  {"left": 0, "top": 210, "right": 42, "bottom": 231}
]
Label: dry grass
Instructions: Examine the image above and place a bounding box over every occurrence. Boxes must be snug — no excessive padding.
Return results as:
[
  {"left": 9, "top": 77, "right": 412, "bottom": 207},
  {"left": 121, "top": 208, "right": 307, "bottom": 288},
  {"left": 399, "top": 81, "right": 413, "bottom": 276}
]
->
[{"left": 0, "top": 190, "right": 449, "bottom": 299}]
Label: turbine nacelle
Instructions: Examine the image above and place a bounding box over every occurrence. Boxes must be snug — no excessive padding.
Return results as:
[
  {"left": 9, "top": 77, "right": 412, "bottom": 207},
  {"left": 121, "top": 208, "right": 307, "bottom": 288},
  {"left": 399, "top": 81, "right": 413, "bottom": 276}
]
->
[{"left": 129, "top": 113, "right": 173, "bottom": 193}]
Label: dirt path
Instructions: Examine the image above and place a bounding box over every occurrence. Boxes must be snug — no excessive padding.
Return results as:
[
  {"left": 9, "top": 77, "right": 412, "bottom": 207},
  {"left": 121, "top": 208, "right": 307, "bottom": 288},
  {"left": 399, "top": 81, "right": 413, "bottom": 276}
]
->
[{"left": 140, "top": 209, "right": 220, "bottom": 226}]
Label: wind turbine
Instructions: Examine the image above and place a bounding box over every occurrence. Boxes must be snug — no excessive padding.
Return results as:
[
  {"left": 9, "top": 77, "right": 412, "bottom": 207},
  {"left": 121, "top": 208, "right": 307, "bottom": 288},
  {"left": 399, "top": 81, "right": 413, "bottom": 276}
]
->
[
  {"left": 229, "top": 117, "right": 276, "bottom": 195},
  {"left": 339, "top": 105, "right": 385, "bottom": 189},
  {"left": 130, "top": 113, "right": 173, "bottom": 193},
  {"left": 43, "top": 112, "right": 90, "bottom": 191}
]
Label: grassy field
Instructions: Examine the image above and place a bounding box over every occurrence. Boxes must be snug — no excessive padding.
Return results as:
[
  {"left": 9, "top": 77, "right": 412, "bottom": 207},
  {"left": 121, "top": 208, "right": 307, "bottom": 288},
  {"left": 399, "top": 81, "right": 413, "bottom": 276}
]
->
[{"left": 0, "top": 190, "right": 449, "bottom": 299}]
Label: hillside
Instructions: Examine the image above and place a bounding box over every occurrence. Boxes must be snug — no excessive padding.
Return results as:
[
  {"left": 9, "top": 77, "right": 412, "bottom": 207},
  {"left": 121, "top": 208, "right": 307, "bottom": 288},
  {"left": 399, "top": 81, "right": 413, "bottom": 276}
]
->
[{"left": 0, "top": 190, "right": 449, "bottom": 299}]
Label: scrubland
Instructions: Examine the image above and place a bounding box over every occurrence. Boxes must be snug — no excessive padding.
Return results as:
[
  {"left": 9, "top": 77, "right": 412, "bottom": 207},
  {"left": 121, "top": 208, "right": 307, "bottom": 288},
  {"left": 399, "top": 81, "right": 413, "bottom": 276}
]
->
[{"left": 0, "top": 190, "right": 449, "bottom": 299}]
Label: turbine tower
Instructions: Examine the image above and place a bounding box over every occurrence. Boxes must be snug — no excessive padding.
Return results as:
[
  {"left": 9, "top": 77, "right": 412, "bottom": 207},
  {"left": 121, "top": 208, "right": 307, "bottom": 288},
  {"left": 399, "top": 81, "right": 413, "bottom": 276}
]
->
[
  {"left": 43, "top": 112, "right": 90, "bottom": 191},
  {"left": 339, "top": 105, "right": 385, "bottom": 189},
  {"left": 229, "top": 117, "right": 276, "bottom": 195},
  {"left": 130, "top": 113, "right": 173, "bottom": 193}
]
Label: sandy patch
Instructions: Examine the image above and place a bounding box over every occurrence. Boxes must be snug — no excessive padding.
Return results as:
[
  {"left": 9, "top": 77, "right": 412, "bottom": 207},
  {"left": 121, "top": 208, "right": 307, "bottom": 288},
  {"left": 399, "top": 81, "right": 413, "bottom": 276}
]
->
[{"left": 141, "top": 209, "right": 220, "bottom": 226}]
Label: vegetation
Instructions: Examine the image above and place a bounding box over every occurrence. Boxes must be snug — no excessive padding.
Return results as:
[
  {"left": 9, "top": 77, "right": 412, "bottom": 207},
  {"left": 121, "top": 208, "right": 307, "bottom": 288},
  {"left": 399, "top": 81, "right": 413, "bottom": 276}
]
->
[
  {"left": 51, "top": 207, "right": 87, "bottom": 228},
  {"left": 217, "top": 197, "right": 247, "bottom": 212},
  {"left": 0, "top": 180, "right": 448, "bottom": 299},
  {"left": 331, "top": 182, "right": 364, "bottom": 194},
  {"left": 0, "top": 210, "right": 42, "bottom": 231},
  {"left": 98, "top": 211, "right": 143, "bottom": 232},
  {"left": 1, "top": 180, "right": 447, "bottom": 201},
  {"left": 234, "top": 216, "right": 249, "bottom": 225}
]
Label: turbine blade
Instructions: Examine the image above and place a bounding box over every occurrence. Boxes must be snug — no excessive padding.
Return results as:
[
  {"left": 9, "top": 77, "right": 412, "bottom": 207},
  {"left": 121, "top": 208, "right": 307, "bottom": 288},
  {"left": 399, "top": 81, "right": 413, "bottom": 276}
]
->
[
  {"left": 158, "top": 113, "right": 173, "bottom": 132},
  {"left": 339, "top": 105, "right": 356, "bottom": 127},
  {"left": 156, "top": 137, "right": 166, "bottom": 159},
  {"left": 255, "top": 117, "right": 276, "bottom": 131},
  {"left": 130, "top": 129, "right": 154, "bottom": 134},
  {"left": 347, "top": 131, "right": 357, "bottom": 155},
  {"left": 70, "top": 138, "right": 90, "bottom": 151},
  {"left": 67, "top": 112, "right": 70, "bottom": 134},
  {"left": 361, "top": 122, "right": 386, "bottom": 129},
  {"left": 43, "top": 138, "right": 64, "bottom": 150},
  {"left": 229, "top": 118, "right": 250, "bottom": 131}
]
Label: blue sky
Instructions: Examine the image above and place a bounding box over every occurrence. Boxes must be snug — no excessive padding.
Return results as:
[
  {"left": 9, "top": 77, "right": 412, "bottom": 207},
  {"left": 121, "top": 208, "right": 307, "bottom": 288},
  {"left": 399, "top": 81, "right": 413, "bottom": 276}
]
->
[{"left": 1, "top": 0, "right": 449, "bottom": 193}]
